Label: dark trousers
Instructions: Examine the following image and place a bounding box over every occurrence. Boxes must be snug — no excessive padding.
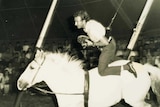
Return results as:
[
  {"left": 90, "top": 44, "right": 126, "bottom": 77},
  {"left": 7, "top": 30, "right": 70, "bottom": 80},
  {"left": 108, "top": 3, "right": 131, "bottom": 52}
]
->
[{"left": 98, "top": 37, "right": 121, "bottom": 76}]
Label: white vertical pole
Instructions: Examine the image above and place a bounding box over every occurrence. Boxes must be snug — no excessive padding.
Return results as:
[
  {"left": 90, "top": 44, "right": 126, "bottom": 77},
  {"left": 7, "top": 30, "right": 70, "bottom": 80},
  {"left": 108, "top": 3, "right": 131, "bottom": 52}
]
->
[
  {"left": 36, "top": 0, "right": 58, "bottom": 48},
  {"left": 127, "top": 0, "right": 154, "bottom": 50}
]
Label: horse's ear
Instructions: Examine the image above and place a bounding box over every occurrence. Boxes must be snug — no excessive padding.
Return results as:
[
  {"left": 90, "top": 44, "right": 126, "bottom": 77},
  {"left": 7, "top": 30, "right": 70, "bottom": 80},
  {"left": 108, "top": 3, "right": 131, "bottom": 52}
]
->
[{"left": 35, "top": 49, "right": 45, "bottom": 59}]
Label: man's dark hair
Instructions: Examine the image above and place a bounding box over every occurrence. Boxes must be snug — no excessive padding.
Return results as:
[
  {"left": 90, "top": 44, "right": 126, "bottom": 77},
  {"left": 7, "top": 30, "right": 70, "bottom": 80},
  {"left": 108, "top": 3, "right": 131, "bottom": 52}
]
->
[{"left": 73, "top": 10, "right": 91, "bottom": 21}]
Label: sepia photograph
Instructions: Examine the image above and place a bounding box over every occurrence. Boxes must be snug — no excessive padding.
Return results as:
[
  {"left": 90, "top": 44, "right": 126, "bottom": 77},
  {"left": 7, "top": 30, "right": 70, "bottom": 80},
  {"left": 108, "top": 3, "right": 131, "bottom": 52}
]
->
[{"left": 0, "top": 0, "right": 160, "bottom": 107}]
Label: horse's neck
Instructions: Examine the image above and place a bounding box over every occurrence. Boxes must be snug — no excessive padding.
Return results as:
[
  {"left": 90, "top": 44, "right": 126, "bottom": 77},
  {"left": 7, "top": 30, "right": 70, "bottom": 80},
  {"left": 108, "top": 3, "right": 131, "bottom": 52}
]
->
[
  {"left": 44, "top": 73, "right": 85, "bottom": 107},
  {"left": 44, "top": 70, "right": 85, "bottom": 94},
  {"left": 44, "top": 70, "right": 85, "bottom": 107}
]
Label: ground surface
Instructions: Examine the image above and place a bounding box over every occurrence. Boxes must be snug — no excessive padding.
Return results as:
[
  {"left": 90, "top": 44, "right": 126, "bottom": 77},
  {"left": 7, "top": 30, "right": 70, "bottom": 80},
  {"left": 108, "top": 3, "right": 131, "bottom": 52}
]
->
[
  {"left": 0, "top": 90, "right": 57, "bottom": 107},
  {"left": 0, "top": 90, "right": 158, "bottom": 107}
]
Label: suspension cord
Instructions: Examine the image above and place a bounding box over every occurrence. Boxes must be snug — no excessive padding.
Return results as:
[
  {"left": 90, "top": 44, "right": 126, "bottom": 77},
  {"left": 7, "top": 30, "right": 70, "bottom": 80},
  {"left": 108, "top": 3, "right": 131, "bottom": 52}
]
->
[{"left": 107, "top": 0, "right": 124, "bottom": 29}]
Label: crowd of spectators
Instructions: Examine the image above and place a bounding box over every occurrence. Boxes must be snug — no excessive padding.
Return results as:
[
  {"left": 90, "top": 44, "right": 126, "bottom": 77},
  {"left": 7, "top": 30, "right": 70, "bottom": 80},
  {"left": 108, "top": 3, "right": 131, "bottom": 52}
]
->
[{"left": 0, "top": 40, "right": 34, "bottom": 95}]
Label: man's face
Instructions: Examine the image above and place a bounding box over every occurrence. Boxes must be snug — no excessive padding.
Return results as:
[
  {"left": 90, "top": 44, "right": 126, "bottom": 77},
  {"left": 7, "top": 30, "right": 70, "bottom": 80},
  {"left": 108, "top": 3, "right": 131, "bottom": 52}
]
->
[{"left": 74, "top": 16, "right": 84, "bottom": 29}]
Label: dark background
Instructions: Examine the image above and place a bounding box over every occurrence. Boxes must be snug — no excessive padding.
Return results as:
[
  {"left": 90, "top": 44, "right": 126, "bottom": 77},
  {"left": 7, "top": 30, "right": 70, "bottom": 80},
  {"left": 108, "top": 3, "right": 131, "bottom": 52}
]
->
[{"left": 0, "top": 0, "right": 160, "bottom": 41}]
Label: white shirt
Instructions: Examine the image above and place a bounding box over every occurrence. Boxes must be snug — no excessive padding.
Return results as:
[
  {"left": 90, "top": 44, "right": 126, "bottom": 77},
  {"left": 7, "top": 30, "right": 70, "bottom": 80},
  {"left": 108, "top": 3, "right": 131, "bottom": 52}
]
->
[{"left": 84, "top": 20, "right": 106, "bottom": 42}]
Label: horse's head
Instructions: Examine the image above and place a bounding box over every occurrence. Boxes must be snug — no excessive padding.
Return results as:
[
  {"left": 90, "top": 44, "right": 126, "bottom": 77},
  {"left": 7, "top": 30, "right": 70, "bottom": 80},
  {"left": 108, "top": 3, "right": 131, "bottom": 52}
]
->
[
  {"left": 17, "top": 51, "right": 85, "bottom": 92},
  {"left": 17, "top": 50, "right": 46, "bottom": 90}
]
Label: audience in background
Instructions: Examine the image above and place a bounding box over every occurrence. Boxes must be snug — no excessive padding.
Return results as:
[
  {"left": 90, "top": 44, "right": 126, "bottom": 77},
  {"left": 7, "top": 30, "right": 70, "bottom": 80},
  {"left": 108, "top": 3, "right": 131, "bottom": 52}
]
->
[
  {"left": 0, "top": 68, "right": 4, "bottom": 93},
  {"left": 2, "top": 69, "right": 10, "bottom": 95}
]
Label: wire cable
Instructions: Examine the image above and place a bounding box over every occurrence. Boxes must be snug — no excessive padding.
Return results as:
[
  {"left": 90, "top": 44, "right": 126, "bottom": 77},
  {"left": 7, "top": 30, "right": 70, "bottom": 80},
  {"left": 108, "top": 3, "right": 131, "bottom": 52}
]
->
[{"left": 106, "top": 0, "right": 124, "bottom": 30}]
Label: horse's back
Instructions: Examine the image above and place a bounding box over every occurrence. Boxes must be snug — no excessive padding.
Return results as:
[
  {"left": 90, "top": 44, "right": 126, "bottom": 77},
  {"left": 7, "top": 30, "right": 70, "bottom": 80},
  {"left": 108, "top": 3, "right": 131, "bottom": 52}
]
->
[
  {"left": 88, "top": 67, "right": 122, "bottom": 107},
  {"left": 88, "top": 61, "right": 151, "bottom": 107}
]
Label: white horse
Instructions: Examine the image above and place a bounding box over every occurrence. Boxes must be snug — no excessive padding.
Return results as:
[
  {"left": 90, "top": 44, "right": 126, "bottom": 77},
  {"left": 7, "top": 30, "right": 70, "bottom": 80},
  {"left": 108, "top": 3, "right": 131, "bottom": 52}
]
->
[{"left": 17, "top": 52, "right": 160, "bottom": 107}]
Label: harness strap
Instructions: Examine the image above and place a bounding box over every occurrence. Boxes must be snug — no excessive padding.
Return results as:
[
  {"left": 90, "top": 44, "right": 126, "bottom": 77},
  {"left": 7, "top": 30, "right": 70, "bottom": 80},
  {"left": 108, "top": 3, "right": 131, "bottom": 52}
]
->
[
  {"left": 84, "top": 71, "right": 89, "bottom": 107},
  {"left": 32, "top": 70, "right": 90, "bottom": 107}
]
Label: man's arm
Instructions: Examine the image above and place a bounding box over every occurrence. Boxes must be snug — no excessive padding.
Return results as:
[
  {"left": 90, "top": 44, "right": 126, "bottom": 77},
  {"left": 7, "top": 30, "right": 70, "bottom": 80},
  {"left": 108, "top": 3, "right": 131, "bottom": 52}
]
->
[{"left": 94, "top": 36, "right": 109, "bottom": 47}]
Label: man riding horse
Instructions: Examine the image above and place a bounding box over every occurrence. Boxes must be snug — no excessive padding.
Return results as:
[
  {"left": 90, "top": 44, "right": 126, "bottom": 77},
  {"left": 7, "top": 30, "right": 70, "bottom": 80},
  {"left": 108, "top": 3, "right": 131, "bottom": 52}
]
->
[{"left": 74, "top": 10, "right": 137, "bottom": 77}]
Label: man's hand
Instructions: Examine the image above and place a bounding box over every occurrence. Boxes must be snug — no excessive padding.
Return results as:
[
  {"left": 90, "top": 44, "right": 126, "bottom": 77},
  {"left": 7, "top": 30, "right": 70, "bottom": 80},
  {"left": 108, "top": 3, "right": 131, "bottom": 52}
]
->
[
  {"left": 77, "top": 35, "right": 94, "bottom": 48},
  {"left": 84, "top": 39, "right": 94, "bottom": 46}
]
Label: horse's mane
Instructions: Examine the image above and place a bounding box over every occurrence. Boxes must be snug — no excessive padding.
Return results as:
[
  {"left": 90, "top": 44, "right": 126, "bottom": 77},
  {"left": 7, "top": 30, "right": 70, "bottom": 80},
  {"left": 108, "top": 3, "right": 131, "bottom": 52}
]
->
[{"left": 44, "top": 51, "right": 84, "bottom": 72}]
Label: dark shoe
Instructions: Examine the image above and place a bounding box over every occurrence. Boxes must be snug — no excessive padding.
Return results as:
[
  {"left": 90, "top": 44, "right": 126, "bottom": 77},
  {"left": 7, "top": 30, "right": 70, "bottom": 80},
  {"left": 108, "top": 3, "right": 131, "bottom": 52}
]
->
[{"left": 127, "top": 62, "right": 137, "bottom": 78}]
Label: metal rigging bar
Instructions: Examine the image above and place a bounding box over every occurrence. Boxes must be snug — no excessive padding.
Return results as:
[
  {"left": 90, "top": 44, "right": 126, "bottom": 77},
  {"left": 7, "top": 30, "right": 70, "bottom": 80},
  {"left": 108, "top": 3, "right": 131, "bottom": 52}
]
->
[
  {"left": 127, "top": 0, "right": 154, "bottom": 58},
  {"left": 36, "top": 0, "right": 58, "bottom": 49}
]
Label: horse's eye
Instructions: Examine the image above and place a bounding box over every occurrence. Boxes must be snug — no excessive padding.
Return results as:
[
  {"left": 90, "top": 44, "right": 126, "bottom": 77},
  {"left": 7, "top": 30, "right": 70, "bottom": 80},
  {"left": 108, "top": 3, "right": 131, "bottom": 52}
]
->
[
  {"left": 29, "top": 60, "right": 39, "bottom": 70},
  {"left": 30, "top": 65, "right": 35, "bottom": 69}
]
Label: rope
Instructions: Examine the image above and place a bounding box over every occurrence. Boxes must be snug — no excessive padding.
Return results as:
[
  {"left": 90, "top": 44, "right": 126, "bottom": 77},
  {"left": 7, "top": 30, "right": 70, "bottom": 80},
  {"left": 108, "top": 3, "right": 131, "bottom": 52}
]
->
[{"left": 107, "top": 0, "right": 124, "bottom": 29}]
